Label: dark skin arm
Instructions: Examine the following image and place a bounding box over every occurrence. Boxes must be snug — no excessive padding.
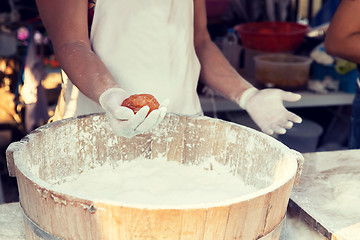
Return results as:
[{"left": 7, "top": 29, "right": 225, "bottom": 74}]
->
[
  {"left": 193, "top": 0, "right": 254, "bottom": 104},
  {"left": 35, "top": 0, "right": 120, "bottom": 103},
  {"left": 325, "top": 0, "right": 360, "bottom": 63}
]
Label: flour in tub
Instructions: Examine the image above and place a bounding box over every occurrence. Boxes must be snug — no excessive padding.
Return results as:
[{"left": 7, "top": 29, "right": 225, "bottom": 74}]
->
[{"left": 51, "top": 156, "right": 259, "bottom": 207}]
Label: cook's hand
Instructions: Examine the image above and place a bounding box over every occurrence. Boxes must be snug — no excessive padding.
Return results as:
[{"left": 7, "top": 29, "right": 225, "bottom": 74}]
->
[
  {"left": 99, "top": 88, "right": 169, "bottom": 138},
  {"left": 238, "top": 87, "right": 302, "bottom": 135}
]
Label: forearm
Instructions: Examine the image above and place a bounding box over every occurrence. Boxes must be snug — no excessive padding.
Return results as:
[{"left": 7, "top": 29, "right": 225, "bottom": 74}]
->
[
  {"left": 324, "top": 0, "right": 360, "bottom": 64},
  {"left": 195, "top": 39, "right": 253, "bottom": 103},
  {"left": 54, "top": 40, "right": 120, "bottom": 103},
  {"left": 325, "top": 34, "right": 360, "bottom": 64}
]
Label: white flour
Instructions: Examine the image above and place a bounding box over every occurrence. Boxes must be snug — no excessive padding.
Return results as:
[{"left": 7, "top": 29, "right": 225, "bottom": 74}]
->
[
  {"left": 51, "top": 156, "right": 258, "bottom": 208},
  {"left": 324, "top": 173, "right": 360, "bottom": 217},
  {"left": 280, "top": 213, "right": 327, "bottom": 240},
  {"left": 280, "top": 172, "right": 360, "bottom": 240}
]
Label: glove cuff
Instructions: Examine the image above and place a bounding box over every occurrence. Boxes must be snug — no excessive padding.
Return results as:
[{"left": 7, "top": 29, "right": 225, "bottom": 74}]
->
[
  {"left": 99, "top": 88, "right": 127, "bottom": 108},
  {"left": 238, "top": 87, "right": 259, "bottom": 109}
]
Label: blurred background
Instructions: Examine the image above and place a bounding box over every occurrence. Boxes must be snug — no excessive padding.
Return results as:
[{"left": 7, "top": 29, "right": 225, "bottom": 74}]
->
[{"left": 0, "top": 0, "right": 61, "bottom": 203}]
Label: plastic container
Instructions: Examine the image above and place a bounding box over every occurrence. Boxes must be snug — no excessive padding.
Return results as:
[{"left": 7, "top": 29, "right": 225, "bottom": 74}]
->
[
  {"left": 278, "top": 119, "right": 323, "bottom": 153},
  {"left": 234, "top": 22, "right": 308, "bottom": 53},
  {"left": 254, "top": 54, "right": 312, "bottom": 90},
  {"left": 222, "top": 28, "right": 240, "bottom": 69}
]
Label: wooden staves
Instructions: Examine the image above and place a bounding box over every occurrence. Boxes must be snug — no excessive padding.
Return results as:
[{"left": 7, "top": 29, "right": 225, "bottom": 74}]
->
[{"left": 6, "top": 113, "right": 303, "bottom": 240}]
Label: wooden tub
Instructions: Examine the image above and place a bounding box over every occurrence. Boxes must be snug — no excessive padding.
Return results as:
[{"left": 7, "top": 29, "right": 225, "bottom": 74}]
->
[{"left": 6, "top": 114, "right": 303, "bottom": 240}]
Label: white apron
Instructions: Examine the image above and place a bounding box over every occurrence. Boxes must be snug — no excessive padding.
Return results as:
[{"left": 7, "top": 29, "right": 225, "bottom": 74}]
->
[{"left": 60, "top": 0, "right": 202, "bottom": 119}]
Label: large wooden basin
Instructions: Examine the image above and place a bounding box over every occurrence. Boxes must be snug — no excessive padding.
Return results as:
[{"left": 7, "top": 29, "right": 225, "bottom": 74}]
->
[{"left": 6, "top": 114, "right": 303, "bottom": 240}]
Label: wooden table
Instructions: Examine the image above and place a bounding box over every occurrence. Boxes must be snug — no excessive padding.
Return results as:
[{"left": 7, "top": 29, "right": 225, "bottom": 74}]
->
[{"left": 1, "top": 150, "right": 359, "bottom": 240}]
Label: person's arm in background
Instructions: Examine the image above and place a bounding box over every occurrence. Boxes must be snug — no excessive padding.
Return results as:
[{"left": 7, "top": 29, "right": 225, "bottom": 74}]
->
[
  {"left": 325, "top": 0, "right": 360, "bottom": 63},
  {"left": 35, "top": 0, "right": 167, "bottom": 138},
  {"left": 325, "top": 0, "right": 360, "bottom": 150},
  {"left": 35, "top": 0, "right": 119, "bottom": 103},
  {"left": 192, "top": 0, "right": 302, "bottom": 135}
]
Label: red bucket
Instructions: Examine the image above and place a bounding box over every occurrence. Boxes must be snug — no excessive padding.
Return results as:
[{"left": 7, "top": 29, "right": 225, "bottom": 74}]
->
[{"left": 234, "top": 22, "right": 309, "bottom": 52}]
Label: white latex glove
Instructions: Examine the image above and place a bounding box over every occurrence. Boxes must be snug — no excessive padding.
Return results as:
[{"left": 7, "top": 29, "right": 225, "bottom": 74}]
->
[
  {"left": 238, "top": 87, "right": 302, "bottom": 135},
  {"left": 99, "top": 88, "right": 169, "bottom": 138}
]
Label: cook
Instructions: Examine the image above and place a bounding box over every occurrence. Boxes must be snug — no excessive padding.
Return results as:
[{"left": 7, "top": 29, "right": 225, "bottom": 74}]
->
[{"left": 35, "top": 0, "right": 302, "bottom": 138}]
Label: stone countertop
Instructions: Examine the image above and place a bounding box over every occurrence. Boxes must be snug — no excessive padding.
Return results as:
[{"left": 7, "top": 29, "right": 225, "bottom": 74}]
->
[
  {"left": 0, "top": 202, "right": 25, "bottom": 239},
  {"left": 290, "top": 150, "right": 360, "bottom": 240}
]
